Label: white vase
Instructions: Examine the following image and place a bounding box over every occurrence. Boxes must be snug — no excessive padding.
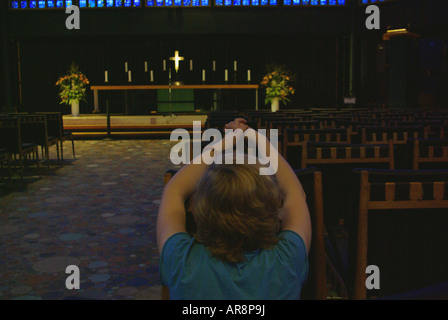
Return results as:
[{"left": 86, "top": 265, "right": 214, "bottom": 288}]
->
[
  {"left": 271, "top": 98, "right": 280, "bottom": 113},
  {"left": 71, "top": 100, "right": 80, "bottom": 117}
]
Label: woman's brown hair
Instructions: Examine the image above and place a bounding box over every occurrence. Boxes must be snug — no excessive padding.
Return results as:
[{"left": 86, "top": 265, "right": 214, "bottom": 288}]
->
[{"left": 190, "top": 162, "right": 284, "bottom": 263}]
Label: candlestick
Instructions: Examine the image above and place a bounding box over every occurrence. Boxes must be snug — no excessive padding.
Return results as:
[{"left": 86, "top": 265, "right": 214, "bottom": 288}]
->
[
  {"left": 225, "top": 69, "right": 228, "bottom": 82},
  {"left": 190, "top": 60, "right": 193, "bottom": 71},
  {"left": 150, "top": 70, "right": 154, "bottom": 82},
  {"left": 145, "top": 61, "right": 148, "bottom": 72},
  {"left": 213, "top": 61, "right": 216, "bottom": 72},
  {"left": 202, "top": 69, "right": 205, "bottom": 82},
  {"left": 163, "top": 60, "right": 166, "bottom": 71},
  {"left": 128, "top": 70, "right": 132, "bottom": 82},
  {"left": 247, "top": 70, "right": 251, "bottom": 82},
  {"left": 125, "top": 62, "right": 128, "bottom": 73},
  {"left": 105, "top": 71, "right": 108, "bottom": 83},
  {"left": 234, "top": 60, "right": 237, "bottom": 71}
]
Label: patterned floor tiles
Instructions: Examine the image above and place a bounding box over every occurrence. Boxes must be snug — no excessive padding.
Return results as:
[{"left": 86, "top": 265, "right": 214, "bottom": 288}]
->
[{"left": 0, "top": 139, "right": 179, "bottom": 300}]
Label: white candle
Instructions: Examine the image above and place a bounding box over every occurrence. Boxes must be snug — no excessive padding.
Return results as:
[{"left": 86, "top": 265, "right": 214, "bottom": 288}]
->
[
  {"left": 150, "top": 70, "right": 154, "bottom": 82},
  {"left": 190, "top": 60, "right": 193, "bottom": 71},
  {"left": 234, "top": 60, "right": 237, "bottom": 71},
  {"left": 144, "top": 61, "right": 148, "bottom": 72},
  {"left": 202, "top": 69, "right": 205, "bottom": 81},
  {"left": 213, "top": 61, "right": 216, "bottom": 71},
  {"left": 225, "top": 69, "right": 228, "bottom": 82},
  {"left": 163, "top": 60, "right": 166, "bottom": 71},
  {"left": 128, "top": 70, "right": 132, "bottom": 82},
  {"left": 105, "top": 71, "right": 108, "bottom": 83},
  {"left": 247, "top": 70, "right": 251, "bottom": 81},
  {"left": 125, "top": 62, "right": 128, "bottom": 73}
]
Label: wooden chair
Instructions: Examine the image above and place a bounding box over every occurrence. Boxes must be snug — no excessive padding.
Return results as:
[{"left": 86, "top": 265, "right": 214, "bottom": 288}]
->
[
  {"left": 302, "top": 140, "right": 394, "bottom": 170},
  {"left": 0, "top": 117, "right": 39, "bottom": 179},
  {"left": 36, "top": 112, "right": 75, "bottom": 162},
  {"left": 282, "top": 128, "right": 352, "bottom": 167},
  {"left": 293, "top": 168, "right": 328, "bottom": 300},
  {"left": 352, "top": 169, "right": 448, "bottom": 299},
  {"left": 161, "top": 167, "right": 336, "bottom": 300},
  {"left": 18, "top": 115, "right": 60, "bottom": 168},
  {"left": 0, "top": 148, "right": 12, "bottom": 183},
  {"left": 409, "top": 138, "right": 448, "bottom": 170},
  {"left": 360, "top": 126, "right": 427, "bottom": 146}
]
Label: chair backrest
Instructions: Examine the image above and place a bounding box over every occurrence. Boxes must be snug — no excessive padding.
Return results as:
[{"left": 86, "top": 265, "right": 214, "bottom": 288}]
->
[
  {"left": 0, "top": 117, "right": 22, "bottom": 153},
  {"left": 282, "top": 128, "right": 352, "bottom": 166},
  {"left": 35, "top": 112, "right": 63, "bottom": 139},
  {"left": 360, "top": 126, "right": 427, "bottom": 145},
  {"left": 302, "top": 141, "right": 394, "bottom": 170},
  {"left": 351, "top": 169, "right": 448, "bottom": 299},
  {"left": 161, "top": 167, "right": 328, "bottom": 300},
  {"left": 409, "top": 138, "right": 448, "bottom": 170},
  {"left": 18, "top": 115, "right": 49, "bottom": 146}
]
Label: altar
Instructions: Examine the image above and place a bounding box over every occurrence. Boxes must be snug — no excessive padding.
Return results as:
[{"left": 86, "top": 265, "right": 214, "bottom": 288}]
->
[{"left": 90, "top": 84, "right": 260, "bottom": 114}]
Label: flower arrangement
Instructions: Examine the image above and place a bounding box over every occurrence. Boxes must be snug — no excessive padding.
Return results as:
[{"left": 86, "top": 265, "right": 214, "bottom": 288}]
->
[
  {"left": 55, "top": 63, "right": 89, "bottom": 105},
  {"left": 260, "top": 66, "right": 295, "bottom": 106}
]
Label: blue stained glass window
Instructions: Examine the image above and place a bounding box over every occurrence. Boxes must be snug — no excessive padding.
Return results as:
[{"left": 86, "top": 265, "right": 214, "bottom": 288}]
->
[
  {"left": 251, "top": 0, "right": 258, "bottom": 5},
  {"left": 21, "top": 1, "right": 27, "bottom": 8},
  {"left": 283, "top": 0, "right": 290, "bottom": 4},
  {"left": 201, "top": 0, "right": 208, "bottom": 5},
  {"left": 56, "top": 0, "right": 63, "bottom": 7},
  {"left": 88, "top": 0, "right": 95, "bottom": 7},
  {"left": 65, "top": 0, "right": 72, "bottom": 7},
  {"left": 338, "top": 0, "right": 345, "bottom": 4},
  {"left": 38, "top": 1, "right": 45, "bottom": 8},
  {"left": 29, "top": 1, "right": 36, "bottom": 8},
  {"left": 134, "top": 0, "right": 141, "bottom": 6},
  {"left": 311, "top": 0, "right": 318, "bottom": 5},
  {"left": 260, "top": 0, "right": 267, "bottom": 5},
  {"left": 174, "top": 0, "right": 182, "bottom": 5},
  {"left": 224, "top": 0, "right": 231, "bottom": 4},
  {"left": 155, "top": 0, "right": 163, "bottom": 5},
  {"left": 146, "top": 0, "right": 154, "bottom": 4},
  {"left": 302, "top": 0, "right": 309, "bottom": 4},
  {"left": 321, "top": 0, "right": 327, "bottom": 5},
  {"left": 123, "top": 0, "right": 131, "bottom": 5},
  {"left": 292, "top": 0, "right": 300, "bottom": 4},
  {"left": 329, "top": 0, "right": 336, "bottom": 4},
  {"left": 11, "top": 1, "right": 19, "bottom": 8},
  {"left": 242, "top": 0, "right": 249, "bottom": 4},
  {"left": 270, "top": 0, "right": 276, "bottom": 4},
  {"left": 106, "top": 0, "right": 113, "bottom": 6},
  {"left": 165, "top": 0, "right": 172, "bottom": 5},
  {"left": 79, "top": 0, "right": 87, "bottom": 7},
  {"left": 183, "top": 0, "right": 190, "bottom": 5},
  {"left": 215, "top": 0, "right": 222, "bottom": 4},
  {"left": 115, "top": 0, "right": 122, "bottom": 5},
  {"left": 233, "top": 0, "right": 240, "bottom": 5}
]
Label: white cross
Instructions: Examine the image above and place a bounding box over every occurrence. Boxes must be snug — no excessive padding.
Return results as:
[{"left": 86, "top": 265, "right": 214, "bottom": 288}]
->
[{"left": 169, "top": 51, "right": 184, "bottom": 72}]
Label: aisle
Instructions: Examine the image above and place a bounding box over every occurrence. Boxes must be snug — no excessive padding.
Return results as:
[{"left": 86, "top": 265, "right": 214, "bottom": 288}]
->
[{"left": 0, "top": 139, "right": 177, "bottom": 300}]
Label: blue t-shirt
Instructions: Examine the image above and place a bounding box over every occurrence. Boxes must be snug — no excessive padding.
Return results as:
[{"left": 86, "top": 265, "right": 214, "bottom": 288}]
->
[{"left": 159, "top": 230, "right": 309, "bottom": 300}]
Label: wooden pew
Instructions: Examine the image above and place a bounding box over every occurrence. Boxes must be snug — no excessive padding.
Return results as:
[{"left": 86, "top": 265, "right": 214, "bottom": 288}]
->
[{"left": 351, "top": 169, "right": 448, "bottom": 299}]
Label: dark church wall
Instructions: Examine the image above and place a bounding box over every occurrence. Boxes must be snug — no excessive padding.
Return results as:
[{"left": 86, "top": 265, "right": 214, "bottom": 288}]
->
[
  {"left": 2, "top": 4, "right": 349, "bottom": 113},
  {"left": 1, "top": 0, "right": 447, "bottom": 112},
  {"left": 356, "top": 0, "right": 448, "bottom": 109}
]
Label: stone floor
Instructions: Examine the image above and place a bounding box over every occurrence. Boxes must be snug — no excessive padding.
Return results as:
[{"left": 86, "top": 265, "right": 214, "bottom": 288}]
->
[{"left": 0, "top": 139, "right": 178, "bottom": 300}]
